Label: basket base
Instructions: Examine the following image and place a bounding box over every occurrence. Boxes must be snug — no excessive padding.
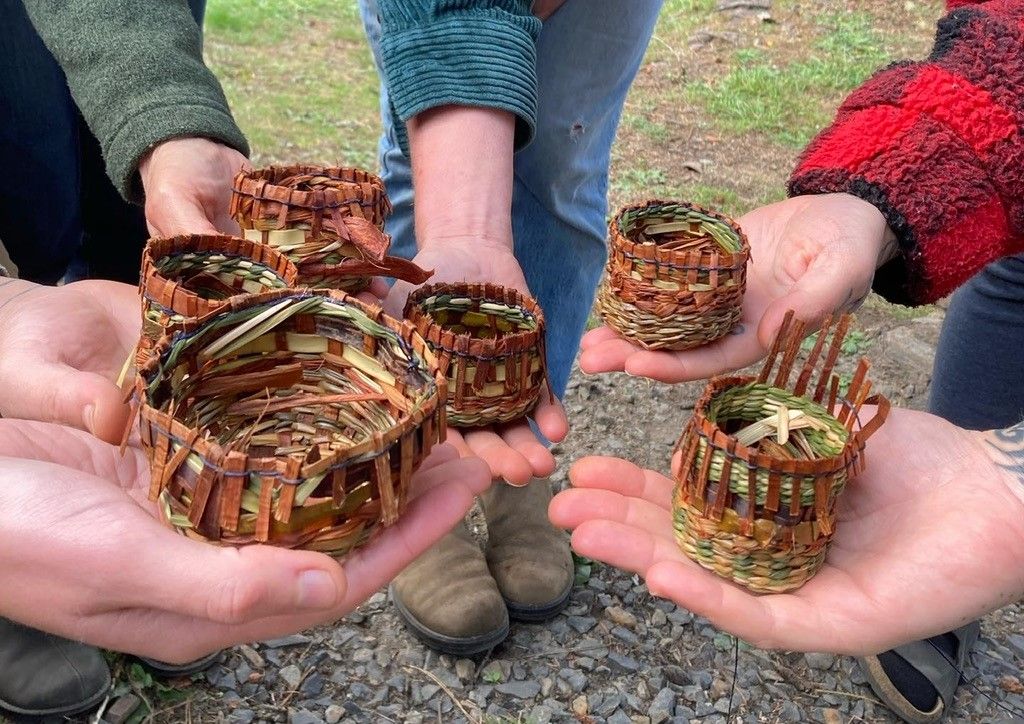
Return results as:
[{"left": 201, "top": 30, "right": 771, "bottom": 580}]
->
[
  {"left": 672, "top": 495, "right": 828, "bottom": 594},
  {"left": 447, "top": 394, "right": 540, "bottom": 428},
  {"left": 595, "top": 280, "right": 742, "bottom": 351}
]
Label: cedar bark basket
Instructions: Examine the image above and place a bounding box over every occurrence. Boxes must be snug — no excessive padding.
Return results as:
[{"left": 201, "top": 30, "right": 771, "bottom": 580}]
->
[
  {"left": 672, "top": 312, "right": 889, "bottom": 593},
  {"left": 597, "top": 200, "right": 749, "bottom": 351},
  {"left": 404, "top": 282, "right": 551, "bottom": 427},
  {"left": 230, "top": 165, "right": 430, "bottom": 291},
  {"left": 137, "top": 234, "right": 298, "bottom": 366},
  {"left": 132, "top": 288, "right": 446, "bottom": 557}
]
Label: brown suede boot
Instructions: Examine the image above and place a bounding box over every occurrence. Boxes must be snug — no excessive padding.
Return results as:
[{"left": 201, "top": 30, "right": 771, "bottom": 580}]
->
[
  {"left": 390, "top": 520, "right": 509, "bottom": 656},
  {"left": 481, "top": 478, "right": 574, "bottom": 621}
]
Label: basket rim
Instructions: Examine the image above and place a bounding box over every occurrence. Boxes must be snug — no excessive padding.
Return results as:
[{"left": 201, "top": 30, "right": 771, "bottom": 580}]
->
[
  {"left": 609, "top": 199, "right": 750, "bottom": 270},
  {"left": 141, "top": 234, "right": 299, "bottom": 319},
  {"left": 135, "top": 287, "right": 447, "bottom": 475},
  {"left": 688, "top": 374, "right": 869, "bottom": 477},
  {"left": 404, "top": 282, "right": 546, "bottom": 359},
  {"left": 231, "top": 164, "right": 390, "bottom": 213}
]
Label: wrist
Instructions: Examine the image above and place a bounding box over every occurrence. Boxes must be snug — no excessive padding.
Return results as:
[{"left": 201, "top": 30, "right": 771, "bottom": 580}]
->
[
  {"left": 979, "top": 422, "right": 1024, "bottom": 510},
  {"left": 831, "top": 193, "right": 897, "bottom": 268}
]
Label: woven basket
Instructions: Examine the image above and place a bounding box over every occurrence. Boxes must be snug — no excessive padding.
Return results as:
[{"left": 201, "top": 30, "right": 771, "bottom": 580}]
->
[
  {"left": 137, "top": 234, "right": 298, "bottom": 366},
  {"left": 672, "top": 312, "right": 889, "bottom": 593},
  {"left": 404, "top": 283, "right": 550, "bottom": 428},
  {"left": 596, "top": 200, "right": 749, "bottom": 351},
  {"left": 131, "top": 289, "right": 446, "bottom": 556},
  {"left": 230, "top": 165, "right": 431, "bottom": 291}
]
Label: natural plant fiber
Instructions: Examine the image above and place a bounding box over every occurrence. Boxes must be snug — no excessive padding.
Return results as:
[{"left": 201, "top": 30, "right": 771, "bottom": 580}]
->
[
  {"left": 131, "top": 288, "right": 446, "bottom": 556},
  {"left": 672, "top": 312, "right": 889, "bottom": 593},
  {"left": 596, "top": 200, "right": 749, "bottom": 351},
  {"left": 137, "top": 234, "right": 298, "bottom": 366},
  {"left": 404, "top": 283, "right": 550, "bottom": 427},
  {"left": 230, "top": 165, "right": 431, "bottom": 291}
]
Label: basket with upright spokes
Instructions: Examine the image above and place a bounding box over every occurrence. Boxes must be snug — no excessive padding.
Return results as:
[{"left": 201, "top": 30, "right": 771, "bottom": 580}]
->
[
  {"left": 230, "top": 164, "right": 431, "bottom": 291},
  {"left": 672, "top": 312, "right": 889, "bottom": 593},
  {"left": 131, "top": 289, "right": 446, "bottom": 557},
  {"left": 404, "top": 282, "right": 551, "bottom": 427},
  {"left": 597, "top": 200, "right": 749, "bottom": 351}
]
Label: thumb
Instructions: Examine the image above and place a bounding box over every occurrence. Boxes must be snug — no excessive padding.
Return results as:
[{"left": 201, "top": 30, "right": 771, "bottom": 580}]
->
[
  {"left": 146, "top": 187, "right": 220, "bottom": 237},
  {"left": 5, "top": 362, "right": 128, "bottom": 444}
]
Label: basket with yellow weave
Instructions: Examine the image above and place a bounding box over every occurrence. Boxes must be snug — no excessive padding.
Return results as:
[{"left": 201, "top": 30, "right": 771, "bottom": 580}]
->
[
  {"left": 672, "top": 312, "right": 889, "bottom": 593},
  {"left": 137, "top": 234, "right": 298, "bottom": 366},
  {"left": 404, "top": 282, "right": 550, "bottom": 427},
  {"left": 230, "top": 165, "right": 431, "bottom": 291},
  {"left": 131, "top": 288, "right": 446, "bottom": 556},
  {"left": 596, "top": 200, "right": 749, "bottom": 351}
]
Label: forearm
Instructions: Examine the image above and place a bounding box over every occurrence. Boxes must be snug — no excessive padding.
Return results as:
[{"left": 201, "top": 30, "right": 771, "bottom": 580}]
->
[
  {"left": 21, "top": 0, "right": 248, "bottom": 203},
  {"left": 790, "top": 1, "right": 1024, "bottom": 305},
  {"left": 976, "top": 422, "right": 1024, "bottom": 604},
  {"left": 407, "top": 106, "right": 516, "bottom": 249}
]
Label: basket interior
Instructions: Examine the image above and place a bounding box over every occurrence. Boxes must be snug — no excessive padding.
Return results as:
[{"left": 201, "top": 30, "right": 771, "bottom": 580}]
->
[
  {"left": 148, "top": 295, "right": 436, "bottom": 460},
  {"left": 416, "top": 292, "right": 538, "bottom": 341},
  {"left": 619, "top": 204, "right": 744, "bottom": 254},
  {"left": 244, "top": 166, "right": 376, "bottom": 193},
  {"left": 154, "top": 251, "right": 291, "bottom": 301}
]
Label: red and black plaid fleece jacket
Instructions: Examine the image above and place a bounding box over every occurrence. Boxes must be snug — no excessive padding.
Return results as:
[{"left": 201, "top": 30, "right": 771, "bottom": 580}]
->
[{"left": 789, "top": 1, "right": 1024, "bottom": 305}]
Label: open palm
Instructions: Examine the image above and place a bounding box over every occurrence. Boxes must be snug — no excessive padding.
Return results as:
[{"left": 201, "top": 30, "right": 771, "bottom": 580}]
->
[
  {"left": 0, "top": 280, "right": 139, "bottom": 442},
  {"left": 550, "top": 407, "right": 1024, "bottom": 655},
  {"left": 579, "top": 193, "right": 889, "bottom": 382}
]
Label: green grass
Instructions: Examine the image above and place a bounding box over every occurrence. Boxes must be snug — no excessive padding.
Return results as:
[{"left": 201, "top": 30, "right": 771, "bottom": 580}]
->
[
  {"left": 687, "top": 12, "right": 890, "bottom": 147},
  {"left": 205, "top": 0, "right": 380, "bottom": 167}
]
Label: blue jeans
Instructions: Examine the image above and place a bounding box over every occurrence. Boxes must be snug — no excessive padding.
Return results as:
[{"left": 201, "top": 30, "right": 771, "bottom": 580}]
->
[
  {"left": 930, "top": 253, "right": 1024, "bottom": 429},
  {"left": 358, "top": 0, "right": 663, "bottom": 397},
  {"left": 0, "top": 0, "right": 206, "bottom": 284}
]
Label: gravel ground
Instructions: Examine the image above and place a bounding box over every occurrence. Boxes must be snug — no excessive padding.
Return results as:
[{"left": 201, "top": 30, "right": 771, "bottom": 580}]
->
[{"left": 119, "top": 299, "right": 1023, "bottom": 724}]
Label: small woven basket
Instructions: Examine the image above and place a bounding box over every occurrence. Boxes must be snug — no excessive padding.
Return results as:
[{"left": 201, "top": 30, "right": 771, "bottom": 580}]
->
[
  {"left": 672, "top": 312, "right": 889, "bottom": 593},
  {"left": 230, "top": 165, "right": 431, "bottom": 291},
  {"left": 137, "top": 234, "right": 298, "bottom": 366},
  {"left": 596, "top": 200, "right": 750, "bottom": 351},
  {"left": 132, "top": 289, "right": 446, "bottom": 556},
  {"left": 404, "top": 283, "right": 550, "bottom": 428}
]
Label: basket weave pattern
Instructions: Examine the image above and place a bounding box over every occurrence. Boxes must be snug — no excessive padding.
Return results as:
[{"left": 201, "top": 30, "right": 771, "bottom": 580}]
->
[
  {"left": 138, "top": 234, "right": 298, "bottom": 365},
  {"left": 672, "top": 313, "right": 889, "bottom": 593},
  {"left": 597, "top": 200, "right": 749, "bottom": 351},
  {"left": 134, "top": 289, "right": 446, "bottom": 557},
  {"left": 405, "top": 283, "right": 550, "bottom": 427},
  {"left": 230, "top": 165, "right": 430, "bottom": 291}
]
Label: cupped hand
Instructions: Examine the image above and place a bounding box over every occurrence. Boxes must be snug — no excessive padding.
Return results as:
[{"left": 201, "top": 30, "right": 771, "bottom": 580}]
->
[
  {"left": 0, "top": 279, "right": 138, "bottom": 443},
  {"left": 139, "top": 137, "right": 250, "bottom": 237},
  {"left": 549, "top": 407, "right": 1024, "bottom": 655},
  {"left": 386, "top": 237, "right": 568, "bottom": 485},
  {"left": 0, "top": 420, "right": 490, "bottom": 664},
  {"left": 579, "top": 193, "right": 894, "bottom": 382}
]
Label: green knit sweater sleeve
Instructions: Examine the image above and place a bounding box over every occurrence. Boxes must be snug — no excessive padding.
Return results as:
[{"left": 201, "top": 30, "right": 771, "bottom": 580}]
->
[
  {"left": 21, "top": 0, "right": 249, "bottom": 204},
  {"left": 377, "top": 0, "right": 541, "bottom": 154}
]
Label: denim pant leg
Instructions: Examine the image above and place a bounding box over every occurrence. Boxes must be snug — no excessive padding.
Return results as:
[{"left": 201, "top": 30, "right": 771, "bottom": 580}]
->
[
  {"left": 929, "top": 254, "right": 1024, "bottom": 429},
  {"left": 358, "top": 0, "right": 663, "bottom": 398},
  {"left": 0, "top": 0, "right": 207, "bottom": 284}
]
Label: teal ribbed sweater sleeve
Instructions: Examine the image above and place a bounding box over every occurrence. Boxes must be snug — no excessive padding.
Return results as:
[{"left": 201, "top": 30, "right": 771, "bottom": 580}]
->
[
  {"left": 376, "top": 0, "right": 541, "bottom": 154},
  {"left": 20, "top": 0, "right": 249, "bottom": 203}
]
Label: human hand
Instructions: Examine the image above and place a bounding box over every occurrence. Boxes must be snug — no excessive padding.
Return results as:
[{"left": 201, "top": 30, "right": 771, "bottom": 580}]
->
[
  {"left": 549, "top": 407, "right": 1024, "bottom": 655},
  {"left": 0, "top": 420, "right": 490, "bottom": 664},
  {"left": 386, "top": 238, "right": 568, "bottom": 485},
  {"left": 139, "top": 137, "right": 249, "bottom": 236},
  {"left": 0, "top": 279, "right": 138, "bottom": 443},
  {"left": 579, "top": 193, "right": 896, "bottom": 382},
  {"left": 532, "top": 0, "right": 567, "bottom": 20}
]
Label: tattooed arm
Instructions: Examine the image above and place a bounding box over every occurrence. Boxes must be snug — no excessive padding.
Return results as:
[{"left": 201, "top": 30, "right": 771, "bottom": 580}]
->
[{"left": 982, "top": 420, "right": 1024, "bottom": 507}]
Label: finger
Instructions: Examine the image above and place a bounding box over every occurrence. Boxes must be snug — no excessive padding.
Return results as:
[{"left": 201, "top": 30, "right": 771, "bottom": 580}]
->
[
  {"left": 533, "top": 394, "right": 569, "bottom": 443},
  {"left": 0, "top": 361, "right": 129, "bottom": 444},
  {"left": 569, "top": 519, "right": 684, "bottom": 576},
  {"left": 548, "top": 487, "right": 672, "bottom": 538},
  {"left": 443, "top": 428, "right": 474, "bottom": 459},
  {"left": 497, "top": 423, "right": 556, "bottom": 479},
  {"left": 578, "top": 336, "right": 641, "bottom": 375},
  {"left": 369, "top": 277, "right": 390, "bottom": 300},
  {"left": 415, "top": 442, "right": 459, "bottom": 474},
  {"left": 0, "top": 420, "right": 146, "bottom": 485},
  {"left": 624, "top": 331, "right": 764, "bottom": 383},
  {"left": 569, "top": 456, "right": 674, "bottom": 509},
  {"left": 462, "top": 428, "right": 534, "bottom": 485},
  {"left": 579, "top": 325, "right": 621, "bottom": 351},
  {"left": 146, "top": 190, "right": 221, "bottom": 237}
]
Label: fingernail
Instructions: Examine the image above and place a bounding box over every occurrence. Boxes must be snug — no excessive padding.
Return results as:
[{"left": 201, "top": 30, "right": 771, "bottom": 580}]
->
[
  {"left": 297, "top": 570, "right": 339, "bottom": 609},
  {"left": 83, "top": 404, "right": 96, "bottom": 434}
]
